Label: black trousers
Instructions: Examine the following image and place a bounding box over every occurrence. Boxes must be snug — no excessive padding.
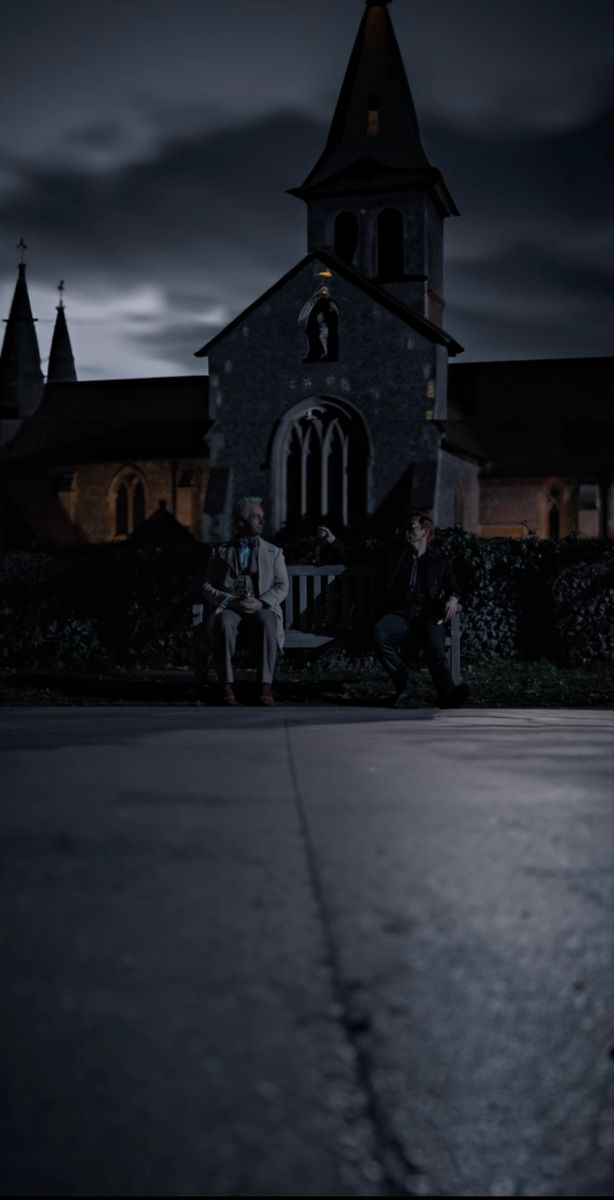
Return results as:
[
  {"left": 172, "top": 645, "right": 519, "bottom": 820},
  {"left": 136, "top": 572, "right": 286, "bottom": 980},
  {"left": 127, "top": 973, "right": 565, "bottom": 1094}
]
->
[{"left": 373, "top": 610, "right": 454, "bottom": 696}]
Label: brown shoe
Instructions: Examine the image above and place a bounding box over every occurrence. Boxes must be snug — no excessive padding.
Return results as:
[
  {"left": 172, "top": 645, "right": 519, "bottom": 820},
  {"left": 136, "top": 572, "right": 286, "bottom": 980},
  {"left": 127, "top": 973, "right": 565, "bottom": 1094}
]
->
[
  {"left": 259, "top": 684, "right": 275, "bottom": 706},
  {"left": 221, "top": 684, "right": 239, "bottom": 706}
]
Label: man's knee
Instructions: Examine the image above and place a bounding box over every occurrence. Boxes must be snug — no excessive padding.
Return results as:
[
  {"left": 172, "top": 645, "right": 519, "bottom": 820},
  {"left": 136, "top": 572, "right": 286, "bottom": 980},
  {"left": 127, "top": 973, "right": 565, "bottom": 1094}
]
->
[
  {"left": 374, "top": 615, "right": 401, "bottom": 646},
  {"left": 253, "top": 608, "right": 276, "bottom": 629},
  {"left": 373, "top": 616, "right": 388, "bottom": 645},
  {"left": 213, "top": 609, "right": 239, "bottom": 634}
]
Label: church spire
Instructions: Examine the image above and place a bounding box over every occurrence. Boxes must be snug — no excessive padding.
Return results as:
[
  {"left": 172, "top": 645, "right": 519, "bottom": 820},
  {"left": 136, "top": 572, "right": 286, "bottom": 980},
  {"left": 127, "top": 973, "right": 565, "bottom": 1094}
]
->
[
  {"left": 47, "top": 280, "right": 77, "bottom": 382},
  {"left": 299, "top": 0, "right": 433, "bottom": 192},
  {"left": 0, "top": 240, "right": 44, "bottom": 417}
]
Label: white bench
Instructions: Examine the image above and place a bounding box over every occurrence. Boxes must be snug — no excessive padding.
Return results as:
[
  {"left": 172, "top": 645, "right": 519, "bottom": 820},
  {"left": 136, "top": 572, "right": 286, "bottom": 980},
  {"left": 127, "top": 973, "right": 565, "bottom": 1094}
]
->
[{"left": 192, "top": 562, "right": 461, "bottom": 683}]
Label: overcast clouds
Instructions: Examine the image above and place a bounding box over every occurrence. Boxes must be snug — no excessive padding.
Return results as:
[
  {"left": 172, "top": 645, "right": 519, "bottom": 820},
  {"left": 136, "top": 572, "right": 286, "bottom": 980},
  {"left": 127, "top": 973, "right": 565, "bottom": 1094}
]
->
[{"left": 0, "top": 0, "right": 612, "bottom": 379}]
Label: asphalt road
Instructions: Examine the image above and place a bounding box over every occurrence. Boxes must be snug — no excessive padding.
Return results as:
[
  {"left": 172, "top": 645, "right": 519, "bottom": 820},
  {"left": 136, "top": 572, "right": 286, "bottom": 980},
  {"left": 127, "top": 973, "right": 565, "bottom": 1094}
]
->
[{"left": 1, "top": 706, "right": 612, "bottom": 1197}]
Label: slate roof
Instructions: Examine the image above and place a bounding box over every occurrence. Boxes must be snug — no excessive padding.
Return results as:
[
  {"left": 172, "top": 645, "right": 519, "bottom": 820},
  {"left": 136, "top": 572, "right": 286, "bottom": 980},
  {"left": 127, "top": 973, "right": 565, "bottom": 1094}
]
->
[
  {"left": 195, "top": 249, "right": 463, "bottom": 358},
  {"left": 448, "top": 357, "right": 614, "bottom": 477},
  {"left": 1, "top": 376, "right": 210, "bottom": 464}
]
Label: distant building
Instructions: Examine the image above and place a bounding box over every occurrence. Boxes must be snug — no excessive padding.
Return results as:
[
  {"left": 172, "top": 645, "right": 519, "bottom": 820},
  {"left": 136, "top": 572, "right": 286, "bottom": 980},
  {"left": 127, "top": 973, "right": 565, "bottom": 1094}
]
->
[{"left": 1, "top": 0, "right": 612, "bottom": 546}]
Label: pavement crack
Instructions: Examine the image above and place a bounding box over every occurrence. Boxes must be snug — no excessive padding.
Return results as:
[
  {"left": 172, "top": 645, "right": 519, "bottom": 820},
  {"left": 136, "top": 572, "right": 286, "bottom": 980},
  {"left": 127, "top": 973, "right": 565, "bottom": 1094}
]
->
[{"left": 284, "top": 719, "right": 429, "bottom": 1198}]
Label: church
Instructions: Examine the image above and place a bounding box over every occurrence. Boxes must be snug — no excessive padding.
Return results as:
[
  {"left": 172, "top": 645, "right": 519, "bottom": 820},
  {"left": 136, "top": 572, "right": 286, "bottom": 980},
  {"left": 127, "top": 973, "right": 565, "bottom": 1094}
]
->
[{"left": 1, "top": 0, "right": 612, "bottom": 546}]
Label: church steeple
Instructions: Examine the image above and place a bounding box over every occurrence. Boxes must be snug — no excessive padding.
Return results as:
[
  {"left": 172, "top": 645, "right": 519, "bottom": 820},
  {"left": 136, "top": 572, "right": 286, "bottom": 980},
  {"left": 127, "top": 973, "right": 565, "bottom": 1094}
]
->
[
  {"left": 0, "top": 240, "right": 44, "bottom": 417},
  {"left": 301, "top": 0, "right": 431, "bottom": 190},
  {"left": 47, "top": 281, "right": 77, "bottom": 382},
  {"left": 289, "top": 0, "right": 458, "bottom": 324}
]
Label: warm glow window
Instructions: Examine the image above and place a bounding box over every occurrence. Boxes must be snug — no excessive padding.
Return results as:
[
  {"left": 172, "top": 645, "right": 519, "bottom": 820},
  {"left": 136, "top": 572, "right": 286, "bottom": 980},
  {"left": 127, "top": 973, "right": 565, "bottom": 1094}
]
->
[
  {"left": 112, "top": 471, "right": 147, "bottom": 538},
  {"left": 367, "top": 93, "right": 380, "bottom": 136}
]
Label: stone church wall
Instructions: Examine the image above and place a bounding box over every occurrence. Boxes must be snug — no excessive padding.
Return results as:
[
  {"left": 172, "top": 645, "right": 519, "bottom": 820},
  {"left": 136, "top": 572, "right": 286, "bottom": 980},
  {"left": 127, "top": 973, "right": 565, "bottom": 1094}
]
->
[
  {"left": 479, "top": 479, "right": 542, "bottom": 537},
  {"left": 56, "top": 459, "right": 208, "bottom": 543},
  {"left": 436, "top": 450, "right": 480, "bottom": 531},
  {"left": 206, "top": 258, "right": 446, "bottom": 537}
]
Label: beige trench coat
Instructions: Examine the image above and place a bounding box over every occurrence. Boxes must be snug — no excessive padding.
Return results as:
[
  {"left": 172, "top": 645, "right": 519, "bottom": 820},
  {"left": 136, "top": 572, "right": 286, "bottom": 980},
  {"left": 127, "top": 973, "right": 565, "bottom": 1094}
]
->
[{"left": 202, "top": 537, "right": 289, "bottom": 650}]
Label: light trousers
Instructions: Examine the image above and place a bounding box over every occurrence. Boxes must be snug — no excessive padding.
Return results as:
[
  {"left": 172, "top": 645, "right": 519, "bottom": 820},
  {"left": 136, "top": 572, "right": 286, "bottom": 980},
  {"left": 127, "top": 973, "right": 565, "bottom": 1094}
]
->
[{"left": 211, "top": 608, "right": 278, "bottom": 683}]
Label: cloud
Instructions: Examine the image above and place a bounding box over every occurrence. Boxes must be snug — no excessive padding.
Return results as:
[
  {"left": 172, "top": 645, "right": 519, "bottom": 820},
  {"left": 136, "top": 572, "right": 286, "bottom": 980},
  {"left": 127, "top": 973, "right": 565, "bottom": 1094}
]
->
[{"left": 0, "top": 90, "right": 612, "bottom": 373}]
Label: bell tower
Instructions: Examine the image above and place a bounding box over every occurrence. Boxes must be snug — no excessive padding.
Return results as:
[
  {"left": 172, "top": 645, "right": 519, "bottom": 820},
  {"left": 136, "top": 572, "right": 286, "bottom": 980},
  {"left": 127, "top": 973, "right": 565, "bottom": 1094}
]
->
[{"left": 288, "top": 0, "right": 458, "bottom": 327}]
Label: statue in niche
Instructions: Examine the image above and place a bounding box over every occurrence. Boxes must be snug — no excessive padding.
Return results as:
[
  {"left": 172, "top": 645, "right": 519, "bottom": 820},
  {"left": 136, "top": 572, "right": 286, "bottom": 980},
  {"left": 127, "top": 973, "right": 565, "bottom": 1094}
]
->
[{"left": 298, "top": 286, "right": 339, "bottom": 362}]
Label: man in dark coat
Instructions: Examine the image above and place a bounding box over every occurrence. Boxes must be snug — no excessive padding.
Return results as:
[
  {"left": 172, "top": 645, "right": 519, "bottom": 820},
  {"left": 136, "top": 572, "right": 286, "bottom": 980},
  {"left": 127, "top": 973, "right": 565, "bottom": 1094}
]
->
[{"left": 317, "top": 510, "right": 468, "bottom": 708}]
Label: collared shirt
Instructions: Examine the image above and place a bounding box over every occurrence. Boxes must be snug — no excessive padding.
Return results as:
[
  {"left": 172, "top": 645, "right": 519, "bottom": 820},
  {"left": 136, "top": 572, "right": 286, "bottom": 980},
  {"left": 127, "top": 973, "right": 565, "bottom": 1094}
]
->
[
  {"left": 388, "top": 547, "right": 459, "bottom": 615},
  {"left": 237, "top": 537, "right": 258, "bottom": 572}
]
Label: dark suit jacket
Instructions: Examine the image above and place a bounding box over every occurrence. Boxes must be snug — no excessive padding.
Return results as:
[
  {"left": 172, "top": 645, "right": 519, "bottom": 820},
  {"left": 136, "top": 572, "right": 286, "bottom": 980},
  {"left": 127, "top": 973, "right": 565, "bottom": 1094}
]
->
[{"left": 328, "top": 538, "right": 461, "bottom": 617}]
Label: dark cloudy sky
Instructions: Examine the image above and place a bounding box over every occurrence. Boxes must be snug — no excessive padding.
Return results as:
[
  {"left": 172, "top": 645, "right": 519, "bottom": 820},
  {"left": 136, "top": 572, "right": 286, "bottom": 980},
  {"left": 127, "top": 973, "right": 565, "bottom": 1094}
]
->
[{"left": 1, "top": 0, "right": 612, "bottom": 379}]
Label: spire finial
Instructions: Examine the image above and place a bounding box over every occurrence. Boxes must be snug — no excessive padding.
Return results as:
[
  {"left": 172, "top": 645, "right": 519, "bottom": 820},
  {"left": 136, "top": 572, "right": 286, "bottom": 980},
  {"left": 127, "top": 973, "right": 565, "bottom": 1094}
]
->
[
  {"left": 58, "top": 279, "right": 65, "bottom": 309},
  {"left": 16, "top": 237, "right": 27, "bottom": 265}
]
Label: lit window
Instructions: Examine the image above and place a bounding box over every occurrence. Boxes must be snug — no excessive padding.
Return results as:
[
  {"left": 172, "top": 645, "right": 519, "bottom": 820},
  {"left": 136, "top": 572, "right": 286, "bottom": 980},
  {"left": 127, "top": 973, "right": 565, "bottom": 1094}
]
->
[
  {"left": 113, "top": 471, "right": 147, "bottom": 538},
  {"left": 367, "top": 93, "right": 379, "bottom": 136}
]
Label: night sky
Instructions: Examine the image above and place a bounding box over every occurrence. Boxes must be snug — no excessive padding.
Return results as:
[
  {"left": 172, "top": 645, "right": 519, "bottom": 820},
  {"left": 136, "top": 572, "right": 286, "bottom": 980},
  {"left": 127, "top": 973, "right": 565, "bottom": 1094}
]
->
[{"left": 1, "top": 0, "right": 612, "bottom": 379}]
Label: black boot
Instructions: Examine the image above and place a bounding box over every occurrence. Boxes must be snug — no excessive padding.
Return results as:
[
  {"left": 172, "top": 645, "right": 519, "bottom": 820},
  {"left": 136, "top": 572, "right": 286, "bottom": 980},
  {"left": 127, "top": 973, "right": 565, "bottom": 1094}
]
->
[{"left": 437, "top": 683, "right": 469, "bottom": 708}]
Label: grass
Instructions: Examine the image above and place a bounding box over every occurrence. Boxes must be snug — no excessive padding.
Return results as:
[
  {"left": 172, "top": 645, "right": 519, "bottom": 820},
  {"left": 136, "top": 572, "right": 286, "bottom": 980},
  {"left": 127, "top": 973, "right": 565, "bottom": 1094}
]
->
[
  {"left": 1, "top": 654, "right": 611, "bottom": 707},
  {"left": 274, "top": 652, "right": 614, "bottom": 707}
]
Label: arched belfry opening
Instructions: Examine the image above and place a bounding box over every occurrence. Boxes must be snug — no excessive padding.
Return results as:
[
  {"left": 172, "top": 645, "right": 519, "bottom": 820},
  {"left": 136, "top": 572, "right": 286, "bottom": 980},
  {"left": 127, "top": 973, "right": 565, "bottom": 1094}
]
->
[
  {"left": 334, "top": 211, "right": 359, "bottom": 265},
  {"left": 377, "top": 207, "right": 404, "bottom": 281},
  {"left": 298, "top": 287, "right": 340, "bottom": 362},
  {"left": 273, "top": 399, "right": 371, "bottom": 534}
]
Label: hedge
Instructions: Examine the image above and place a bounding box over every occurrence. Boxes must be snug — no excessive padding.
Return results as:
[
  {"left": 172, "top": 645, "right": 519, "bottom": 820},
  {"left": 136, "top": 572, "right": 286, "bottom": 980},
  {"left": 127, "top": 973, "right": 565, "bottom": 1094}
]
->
[{"left": 0, "top": 531, "right": 612, "bottom": 672}]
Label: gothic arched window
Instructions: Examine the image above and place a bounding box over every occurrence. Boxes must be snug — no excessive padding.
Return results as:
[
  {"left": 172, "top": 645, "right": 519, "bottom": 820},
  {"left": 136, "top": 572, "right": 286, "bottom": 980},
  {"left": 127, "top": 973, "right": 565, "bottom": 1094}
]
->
[
  {"left": 115, "top": 484, "right": 129, "bottom": 537},
  {"left": 377, "top": 207, "right": 404, "bottom": 281},
  {"left": 281, "top": 402, "right": 368, "bottom": 534},
  {"left": 111, "top": 469, "right": 148, "bottom": 539},
  {"left": 548, "top": 488, "right": 561, "bottom": 539},
  {"left": 133, "top": 481, "right": 145, "bottom": 530},
  {"left": 334, "top": 212, "right": 359, "bottom": 265}
]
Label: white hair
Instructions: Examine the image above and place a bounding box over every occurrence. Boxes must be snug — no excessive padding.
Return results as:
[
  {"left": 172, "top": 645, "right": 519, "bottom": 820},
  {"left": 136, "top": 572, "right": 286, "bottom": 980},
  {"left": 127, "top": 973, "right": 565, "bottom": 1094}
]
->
[{"left": 233, "top": 495, "right": 263, "bottom": 524}]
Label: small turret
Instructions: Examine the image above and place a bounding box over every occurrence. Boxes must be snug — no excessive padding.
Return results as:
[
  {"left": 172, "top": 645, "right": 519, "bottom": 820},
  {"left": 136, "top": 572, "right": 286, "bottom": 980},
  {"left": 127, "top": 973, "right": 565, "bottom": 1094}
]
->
[
  {"left": 47, "top": 281, "right": 77, "bottom": 382},
  {"left": 0, "top": 240, "right": 44, "bottom": 417}
]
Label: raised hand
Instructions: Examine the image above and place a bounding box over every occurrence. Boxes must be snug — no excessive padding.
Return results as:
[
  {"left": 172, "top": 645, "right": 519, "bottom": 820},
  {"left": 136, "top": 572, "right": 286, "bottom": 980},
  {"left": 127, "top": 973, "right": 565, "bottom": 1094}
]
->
[{"left": 316, "top": 525, "right": 335, "bottom": 544}]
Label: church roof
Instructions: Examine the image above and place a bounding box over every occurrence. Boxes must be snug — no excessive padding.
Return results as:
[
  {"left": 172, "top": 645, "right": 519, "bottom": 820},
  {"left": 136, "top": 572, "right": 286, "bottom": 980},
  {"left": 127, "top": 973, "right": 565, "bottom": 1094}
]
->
[
  {"left": 1, "top": 470, "right": 85, "bottom": 545},
  {"left": 47, "top": 301, "right": 77, "bottom": 383},
  {"left": 448, "top": 357, "right": 614, "bottom": 477},
  {"left": 0, "top": 375, "right": 210, "bottom": 464},
  {"left": 290, "top": 0, "right": 457, "bottom": 215},
  {"left": 0, "top": 263, "right": 44, "bottom": 415},
  {"left": 195, "top": 249, "right": 463, "bottom": 357}
]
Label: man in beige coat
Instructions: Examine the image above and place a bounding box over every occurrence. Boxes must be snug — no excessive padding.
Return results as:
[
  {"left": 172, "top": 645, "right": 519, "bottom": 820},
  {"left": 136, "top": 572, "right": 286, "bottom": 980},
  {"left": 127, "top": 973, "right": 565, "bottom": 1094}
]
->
[{"left": 203, "top": 497, "right": 289, "bottom": 705}]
